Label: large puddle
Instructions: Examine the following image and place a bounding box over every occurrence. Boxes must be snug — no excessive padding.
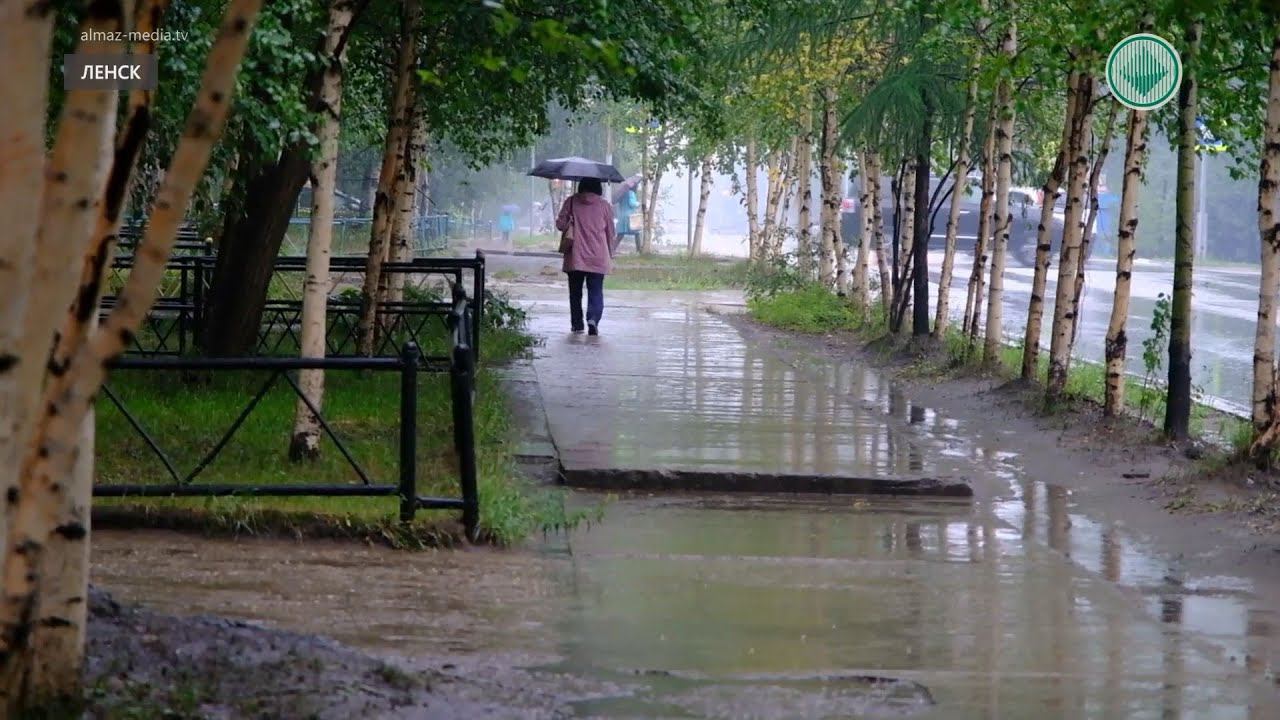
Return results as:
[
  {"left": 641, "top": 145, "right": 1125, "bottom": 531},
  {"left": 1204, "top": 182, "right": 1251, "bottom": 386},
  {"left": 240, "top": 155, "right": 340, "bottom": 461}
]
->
[
  {"left": 94, "top": 488, "right": 1279, "bottom": 717},
  {"left": 91, "top": 288, "right": 1280, "bottom": 717}
]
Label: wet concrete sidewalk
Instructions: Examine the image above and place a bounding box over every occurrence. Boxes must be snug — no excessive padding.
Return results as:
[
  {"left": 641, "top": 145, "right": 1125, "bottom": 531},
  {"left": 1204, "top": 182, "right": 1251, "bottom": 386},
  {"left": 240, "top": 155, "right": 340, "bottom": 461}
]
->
[{"left": 515, "top": 285, "right": 976, "bottom": 493}]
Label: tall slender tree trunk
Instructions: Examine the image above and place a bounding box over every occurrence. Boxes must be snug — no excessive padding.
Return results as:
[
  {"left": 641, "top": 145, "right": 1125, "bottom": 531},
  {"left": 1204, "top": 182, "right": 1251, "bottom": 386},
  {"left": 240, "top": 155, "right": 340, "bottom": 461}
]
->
[
  {"left": 797, "top": 111, "right": 815, "bottom": 276},
  {"left": 983, "top": 9, "right": 1017, "bottom": 364},
  {"left": 1249, "top": 32, "right": 1280, "bottom": 458},
  {"left": 965, "top": 116, "right": 997, "bottom": 341},
  {"left": 290, "top": 0, "right": 355, "bottom": 461},
  {"left": 869, "top": 153, "right": 892, "bottom": 317},
  {"left": 30, "top": 1, "right": 167, "bottom": 701},
  {"left": 896, "top": 159, "right": 916, "bottom": 312},
  {"left": 912, "top": 95, "right": 934, "bottom": 337},
  {"left": 819, "top": 86, "right": 840, "bottom": 286},
  {"left": 386, "top": 113, "right": 422, "bottom": 305},
  {"left": 0, "top": 1, "right": 56, "bottom": 553},
  {"left": 744, "top": 138, "right": 760, "bottom": 260},
  {"left": 762, "top": 150, "right": 784, "bottom": 259},
  {"left": 1021, "top": 71, "right": 1078, "bottom": 380},
  {"left": 0, "top": 1, "right": 260, "bottom": 712},
  {"left": 691, "top": 156, "right": 713, "bottom": 256},
  {"left": 1165, "top": 16, "right": 1202, "bottom": 441},
  {"left": 356, "top": 0, "right": 418, "bottom": 356},
  {"left": 1104, "top": 105, "right": 1151, "bottom": 416},
  {"left": 644, "top": 162, "right": 663, "bottom": 254},
  {"left": 1046, "top": 73, "right": 1096, "bottom": 401},
  {"left": 773, "top": 139, "right": 799, "bottom": 260},
  {"left": 1070, "top": 102, "right": 1120, "bottom": 347},
  {"left": 853, "top": 149, "right": 873, "bottom": 306},
  {"left": 935, "top": 77, "right": 977, "bottom": 337}
]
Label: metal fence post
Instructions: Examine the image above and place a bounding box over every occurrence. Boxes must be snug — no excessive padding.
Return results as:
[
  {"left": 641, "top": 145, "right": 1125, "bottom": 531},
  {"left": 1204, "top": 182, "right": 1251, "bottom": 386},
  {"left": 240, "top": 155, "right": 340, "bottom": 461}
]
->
[
  {"left": 472, "top": 250, "right": 485, "bottom": 361},
  {"left": 450, "top": 335, "right": 479, "bottom": 541},
  {"left": 398, "top": 342, "right": 420, "bottom": 523}
]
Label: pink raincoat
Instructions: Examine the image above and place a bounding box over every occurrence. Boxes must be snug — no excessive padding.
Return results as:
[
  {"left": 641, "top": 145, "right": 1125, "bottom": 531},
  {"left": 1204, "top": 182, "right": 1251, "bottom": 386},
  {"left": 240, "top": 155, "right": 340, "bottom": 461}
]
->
[{"left": 557, "top": 192, "right": 617, "bottom": 275}]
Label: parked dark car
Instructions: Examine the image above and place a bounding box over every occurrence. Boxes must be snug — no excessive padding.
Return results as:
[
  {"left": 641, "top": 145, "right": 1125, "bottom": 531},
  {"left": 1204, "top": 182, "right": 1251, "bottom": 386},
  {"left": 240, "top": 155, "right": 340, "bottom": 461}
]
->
[{"left": 841, "top": 175, "right": 1066, "bottom": 268}]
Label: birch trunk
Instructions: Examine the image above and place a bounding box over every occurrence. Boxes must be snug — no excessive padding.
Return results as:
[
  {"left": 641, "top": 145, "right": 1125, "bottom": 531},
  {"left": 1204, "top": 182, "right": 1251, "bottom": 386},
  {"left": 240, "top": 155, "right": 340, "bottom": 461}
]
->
[
  {"left": 0, "top": 1, "right": 261, "bottom": 711},
  {"left": 796, "top": 113, "right": 815, "bottom": 277},
  {"left": 387, "top": 113, "right": 422, "bottom": 305},
  {"left": 290, "top": 0, "right": 356, "bottom": 461},
  {"left": 983, "top": 10, "right": 1018, "bottom": 364},
  {"left": 762, "top": 151, "right": 783, "bottom": 259},
  {"left": 1021, "top": 72, "right": 1078, "bottom": 379},
  {"left": 853, "top": 149, "right": 873, "bottom": 307},
  {"left": 745, "top": 139, "right": 760, "bottom": 261},
  {"left": 773, "top": 140, "right": 799, "bottom": 260},
  {"left": 644, "top": 165, "right": 663, "bottom": 253},
  {"left": 356, "top": 0, "right": 418, "bottom": 356},
  {"left": 1104, "top": 106, "right": 1151, "bottom": 416},
  {"left": 691, "top": 156, "right": 713, "bottom": 256},
  {"left": 1070, "top": 102, "right": 1120, "bottom": 347},
  {"left": 32, "top": 1, "right": 166, "bottom": 700},
  {"left": 934, "top": 77, "right": 977, "bottom": 337},
  {"left": 819, "top": 85, "right": 840, "bottom": 287},
  {"left": 0, "top": 3, "right": 56, "bottom": 553},
  {"left": 869, "top": 153, "right": 892, "bottom": 318},
  {"left": 896, "top": 159, "right": 916, "bottom": 322},
  {"left": 1046, "top": 73, "right": 1096, "bottom": 401},
  {"left": 965, "top": 116, "right": 997, "bottom": 341},
  {"left": 1249, "top": 33, "right": 1280, "bottom": 457},
  {"left": 1165, "top": 17, "right": 1202, "bottom": 441}
]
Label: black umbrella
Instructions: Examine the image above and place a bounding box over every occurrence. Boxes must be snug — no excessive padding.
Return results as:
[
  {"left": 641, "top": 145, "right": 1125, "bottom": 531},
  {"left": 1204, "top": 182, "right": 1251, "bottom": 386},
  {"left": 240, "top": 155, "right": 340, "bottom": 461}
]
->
[{"left": 528, "top": 156, "right": 625, "bottom": 183}]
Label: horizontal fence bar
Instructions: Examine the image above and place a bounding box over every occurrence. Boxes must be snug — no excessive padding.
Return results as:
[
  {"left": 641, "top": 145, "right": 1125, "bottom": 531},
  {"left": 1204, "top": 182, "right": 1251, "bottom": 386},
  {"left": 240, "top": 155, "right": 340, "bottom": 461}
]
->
[
  {"left": 108, "top": 355, "right": 403, "bottom": 371},
  {"left": 95, "top": 484, "right": 400, "bottom": 497},
  {"left": 93, "top": 484, "right": 468, "bottom": 509}
]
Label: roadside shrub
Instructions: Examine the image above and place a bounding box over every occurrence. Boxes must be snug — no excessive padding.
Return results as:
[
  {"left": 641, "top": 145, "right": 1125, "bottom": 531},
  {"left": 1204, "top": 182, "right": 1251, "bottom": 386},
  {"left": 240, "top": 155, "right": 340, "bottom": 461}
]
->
[{"left": 748, "top": 284, "right": 859, "bottom": 334}]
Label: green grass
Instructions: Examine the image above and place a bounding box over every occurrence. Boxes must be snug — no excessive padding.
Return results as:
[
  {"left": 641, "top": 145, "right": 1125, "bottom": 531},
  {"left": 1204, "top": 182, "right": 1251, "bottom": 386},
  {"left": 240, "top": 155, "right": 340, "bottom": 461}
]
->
[
  {"left": 606, "top": 254, "right": 750, "bottom": 291},
  {"left": 749, "top": 284, "right": 1238, "bottom": 444},
  {"left": 96, "top": 308, "right": 574, "bottom": 546}
]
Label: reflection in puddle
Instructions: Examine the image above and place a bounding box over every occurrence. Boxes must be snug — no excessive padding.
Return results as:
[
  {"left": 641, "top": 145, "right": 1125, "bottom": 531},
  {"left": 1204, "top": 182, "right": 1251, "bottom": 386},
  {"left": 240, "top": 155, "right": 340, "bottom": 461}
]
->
[{"left": 91, "top": 291, "right": 1280, "bottom": 717}]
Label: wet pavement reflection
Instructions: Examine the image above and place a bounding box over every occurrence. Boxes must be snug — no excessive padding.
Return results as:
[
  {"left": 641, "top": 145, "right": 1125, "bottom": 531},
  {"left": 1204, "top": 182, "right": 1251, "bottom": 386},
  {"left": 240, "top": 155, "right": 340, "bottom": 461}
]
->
[{"left": 92, "top": 286, "right": 1280, "bottom": 717}]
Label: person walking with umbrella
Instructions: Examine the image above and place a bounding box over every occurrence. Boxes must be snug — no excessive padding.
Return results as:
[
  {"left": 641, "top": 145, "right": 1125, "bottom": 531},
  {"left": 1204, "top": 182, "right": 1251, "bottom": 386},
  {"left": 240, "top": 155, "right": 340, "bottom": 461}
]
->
[{"left": 530, "top": 157, "right": 624, "bottom": 335}]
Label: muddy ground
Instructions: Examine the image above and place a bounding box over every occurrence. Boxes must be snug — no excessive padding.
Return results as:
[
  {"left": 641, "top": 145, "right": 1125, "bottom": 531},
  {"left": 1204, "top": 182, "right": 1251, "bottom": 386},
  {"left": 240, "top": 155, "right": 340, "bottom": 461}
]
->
[
  {"left": 83, "top": 584, "right": 621, "bottom": 719},
  {"left": 722, "top": 311, "right": 1280, "bottom": 599}
]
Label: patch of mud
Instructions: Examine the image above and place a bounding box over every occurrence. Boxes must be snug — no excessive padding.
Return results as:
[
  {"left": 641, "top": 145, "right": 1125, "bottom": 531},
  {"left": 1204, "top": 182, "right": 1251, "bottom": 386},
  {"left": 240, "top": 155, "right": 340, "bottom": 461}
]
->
[{"left": 84, "top": 586, "right": 620, "bottom": 719}]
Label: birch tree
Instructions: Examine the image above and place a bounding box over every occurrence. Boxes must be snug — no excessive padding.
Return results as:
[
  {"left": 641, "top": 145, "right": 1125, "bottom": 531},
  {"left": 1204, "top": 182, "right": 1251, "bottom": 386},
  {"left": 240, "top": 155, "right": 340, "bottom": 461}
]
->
[
  {"left": 291, "top": 0, "right": 357, "bottom": 461},
  {"left": 983, "top": 4, "right": 1017, "bottom": 364},
  {"left": 963, "top": 116, "right": 996, "bottom": 340},
  {"left": 819, "top": 86, "right": 841, "bottom": 285},
  {"left": 1046, "top": 72, "right": 1097, "bottom": 401},
  {"left": 1250, "top": 32, "right": 1280, "bottom": 459},
  {"left": 690, "top": 156, "right": 713, "bottom": 256},
  {"left": 934, "top": 75, "right": 977, "bottom": 337},
  {"left": 796, "top": 114, "right": 815, "bottom": 276},
  {"left": 1021, "top": 72, "right": 1078, "bottom": 379},
  {"left": 1103, "top": 97, "right": 1151, "bottom": 415},
  {"left": 356, "top": 0, "right": 419, "bottom": 356},
  {"left": 0, "top": 2, "right": 261, "bottom": 711},
  {"left": 852, "top": 148, "right": 874, "bottom": 306}
]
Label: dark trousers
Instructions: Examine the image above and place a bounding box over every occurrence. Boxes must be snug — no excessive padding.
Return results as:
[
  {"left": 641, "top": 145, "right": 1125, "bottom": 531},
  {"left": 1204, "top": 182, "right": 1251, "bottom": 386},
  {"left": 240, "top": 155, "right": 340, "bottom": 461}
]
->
[{"left": 568, "top": 271, "right": 605, "bottom": 328}]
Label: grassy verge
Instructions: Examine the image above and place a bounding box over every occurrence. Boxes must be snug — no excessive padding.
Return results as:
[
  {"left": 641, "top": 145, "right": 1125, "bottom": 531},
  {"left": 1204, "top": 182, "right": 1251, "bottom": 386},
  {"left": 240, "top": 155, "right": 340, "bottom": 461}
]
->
[
  {"left": 606, "top": 254, "right": 750, "bottom": 291},
  {"left": 95, "top": 296, "right": 575, "bottom": 546},
  {"left": 747, "top": 283, "right": 1246, "bottom": 450}
]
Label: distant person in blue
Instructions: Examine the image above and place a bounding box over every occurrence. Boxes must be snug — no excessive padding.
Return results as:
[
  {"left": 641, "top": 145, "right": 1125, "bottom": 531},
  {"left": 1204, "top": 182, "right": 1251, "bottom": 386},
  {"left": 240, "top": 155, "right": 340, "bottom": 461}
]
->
[
  {"left": 612, "top": 175, "right": 642, "bottom": 251},
  {"left": 498, "top": 205, "right": 517, "bottom": 247},
  {"left": 1096, "top": 186, "right": 1119, "bottom": 258}
]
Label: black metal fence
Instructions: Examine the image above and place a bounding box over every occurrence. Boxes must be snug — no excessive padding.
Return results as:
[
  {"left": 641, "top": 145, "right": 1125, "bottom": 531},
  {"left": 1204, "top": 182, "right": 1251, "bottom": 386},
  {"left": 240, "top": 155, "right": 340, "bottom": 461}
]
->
[
  {"left": 96, "top": 240, "right": 488, "bottom": 539},
  {"left": 102, "top": 249, "right": 486, "bottom": 363},
  {"left": 96, "top": 298, "right": 481, "bottom": 539}
]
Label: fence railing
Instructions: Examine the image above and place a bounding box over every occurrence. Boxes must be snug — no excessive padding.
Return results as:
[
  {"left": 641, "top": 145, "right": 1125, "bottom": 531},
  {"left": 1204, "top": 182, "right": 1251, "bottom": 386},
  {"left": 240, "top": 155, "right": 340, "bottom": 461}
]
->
[
  {"left": 102, "top": 251, "right": 486, "bottom": 363},
  {"left": 96, "top": 295, "right": 481, "bottom": 539}
]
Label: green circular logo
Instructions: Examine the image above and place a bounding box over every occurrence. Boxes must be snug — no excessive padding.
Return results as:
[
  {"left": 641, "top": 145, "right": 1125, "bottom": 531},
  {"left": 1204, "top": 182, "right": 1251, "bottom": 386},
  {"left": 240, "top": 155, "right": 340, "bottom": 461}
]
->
[{"left": 1106, "top": 33, "right": 1182, "bottom": 111}]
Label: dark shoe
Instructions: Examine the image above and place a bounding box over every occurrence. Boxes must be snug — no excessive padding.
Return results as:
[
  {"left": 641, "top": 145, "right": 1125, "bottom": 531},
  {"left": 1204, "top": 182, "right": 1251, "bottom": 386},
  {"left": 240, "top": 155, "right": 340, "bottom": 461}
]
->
[
  {"left": 572, "top": 325, "right": 585, "bottom": 334},
  {"left": 588, "top": 323, "right": 599, "bottom": 336}
]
